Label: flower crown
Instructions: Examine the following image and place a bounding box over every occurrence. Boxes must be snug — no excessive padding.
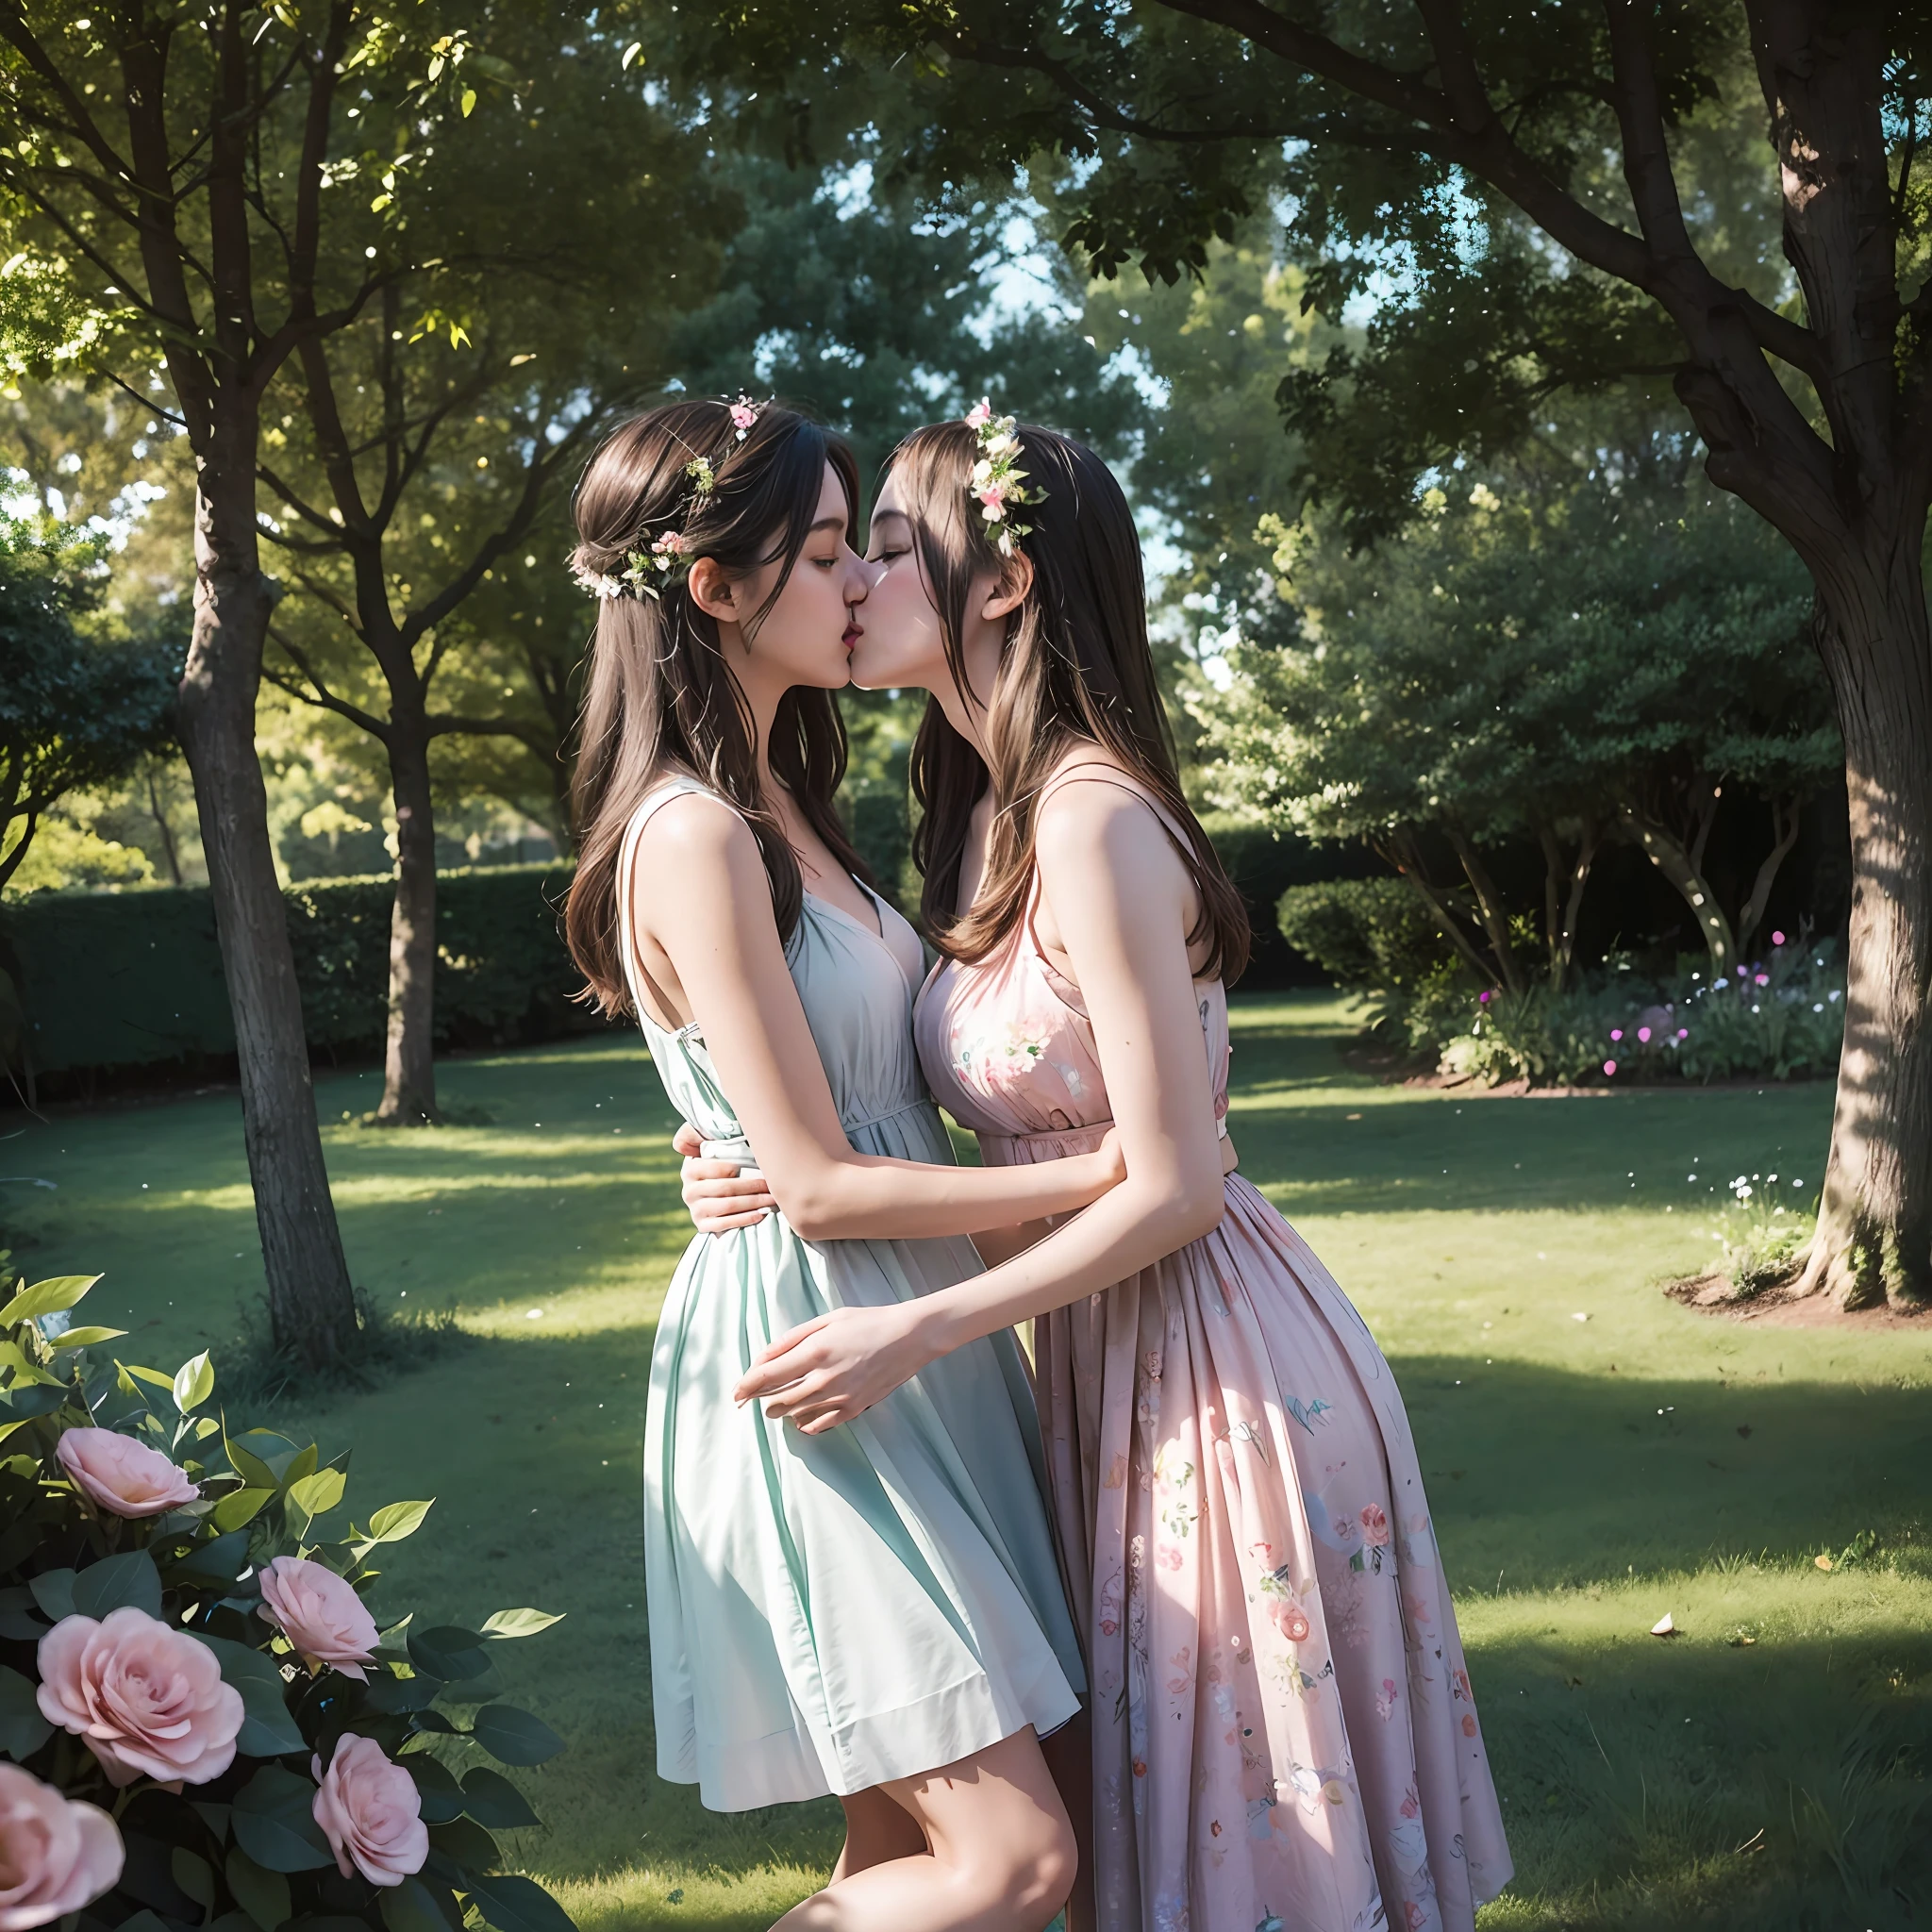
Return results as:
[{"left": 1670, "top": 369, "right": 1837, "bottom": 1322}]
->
[
  {"left": 571, "top": 394, "right": 766, "bottom": 601},
  {"left": 964, "top": 398, "right": 1039, "bottom": 558}
]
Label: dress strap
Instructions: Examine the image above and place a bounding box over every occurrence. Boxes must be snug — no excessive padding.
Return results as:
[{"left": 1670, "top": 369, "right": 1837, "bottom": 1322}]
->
[
  {"left": 616, "top": 775, "right": 741, "bottom": 1030},
  {"left": 1032, "top": 761, "right": 1197, "bottom": 867}
]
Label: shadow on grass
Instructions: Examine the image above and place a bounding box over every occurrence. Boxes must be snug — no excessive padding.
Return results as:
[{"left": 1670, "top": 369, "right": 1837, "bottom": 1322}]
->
[
  {"left": 1477, "top": 1628, "right": 1931, "bottom": 1930},
  {"left": 1386, "top": 1353, "right": 1932, "bottom": 1587}
]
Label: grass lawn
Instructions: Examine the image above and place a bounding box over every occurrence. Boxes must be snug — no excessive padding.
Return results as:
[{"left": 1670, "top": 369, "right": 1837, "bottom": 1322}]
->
[{"left": 3, "top": 991, "right": 1928, "bottom": 1931}]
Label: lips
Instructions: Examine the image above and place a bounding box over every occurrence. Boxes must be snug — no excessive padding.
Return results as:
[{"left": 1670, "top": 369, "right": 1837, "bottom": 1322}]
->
[{"left": 842, "top": 621, "right": 863, "bottom": 650}]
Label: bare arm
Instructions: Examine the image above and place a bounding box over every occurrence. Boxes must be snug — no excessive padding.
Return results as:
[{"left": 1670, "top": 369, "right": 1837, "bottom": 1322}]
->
[
  {"left": 735, "top": 782, "right": 1227, "bottom": 1427},
  {"left": 638, "top": 793, "right": 1121, "bottom": 1241}
]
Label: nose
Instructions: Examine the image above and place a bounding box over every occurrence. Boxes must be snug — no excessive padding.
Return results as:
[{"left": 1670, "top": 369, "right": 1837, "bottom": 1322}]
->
[{"left": 844, "top": 544, "right": 874, "bottom": 605}]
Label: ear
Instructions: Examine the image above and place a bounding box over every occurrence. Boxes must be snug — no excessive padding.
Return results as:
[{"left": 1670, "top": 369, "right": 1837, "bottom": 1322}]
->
[
  {"left": 686, "top": 556, "right": 738, "bottom": 625},
  {"left": 978, "top": 550, "right": 1034, "bottom": 624}
]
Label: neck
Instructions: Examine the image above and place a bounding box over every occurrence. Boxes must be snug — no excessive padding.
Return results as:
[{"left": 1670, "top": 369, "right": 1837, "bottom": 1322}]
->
[{"left": 931, "top": 669, "right": 992, "bottom": 771}]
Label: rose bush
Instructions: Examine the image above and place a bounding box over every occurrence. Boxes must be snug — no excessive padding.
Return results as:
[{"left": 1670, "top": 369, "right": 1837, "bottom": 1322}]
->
[{"left": 0, "top": 1262, "right": 576, "bottom": 1932}]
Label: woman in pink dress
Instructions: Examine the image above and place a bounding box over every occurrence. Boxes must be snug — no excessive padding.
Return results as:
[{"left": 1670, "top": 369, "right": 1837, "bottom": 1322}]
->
[{"left": 728, "top": 408, "right": 1511, "bottom": 1932}]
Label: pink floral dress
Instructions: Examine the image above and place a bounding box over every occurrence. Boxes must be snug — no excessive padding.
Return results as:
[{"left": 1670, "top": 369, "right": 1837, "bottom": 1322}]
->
[{"left": 915, "top": 861, "right": 1511, "bottom": 1932}]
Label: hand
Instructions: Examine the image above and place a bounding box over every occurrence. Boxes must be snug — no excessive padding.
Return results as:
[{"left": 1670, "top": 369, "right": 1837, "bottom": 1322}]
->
[
  {"left": 733, "top": 1301, "right": 936, "bottom": 1434},
  {"left": 673, "top": 1120, "right": 776, "bottom": 1235}
]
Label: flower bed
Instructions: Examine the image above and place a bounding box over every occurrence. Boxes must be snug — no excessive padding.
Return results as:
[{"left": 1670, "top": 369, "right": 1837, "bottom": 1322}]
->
[
  {"left": 1434, "top": 937, "right": 1845, "bottom": 1089},
  {"left": 0, "top": 1264, "right": 576, "bottom": 1932}
]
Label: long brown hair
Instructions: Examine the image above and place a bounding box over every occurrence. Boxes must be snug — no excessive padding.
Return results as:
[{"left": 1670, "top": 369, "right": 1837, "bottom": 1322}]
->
[
  {"left": 565, "top": 397, "right": 869, "bottom": 1017},
  {"left": 899, "top": 420, "right": 1250, "bottom": 982}
]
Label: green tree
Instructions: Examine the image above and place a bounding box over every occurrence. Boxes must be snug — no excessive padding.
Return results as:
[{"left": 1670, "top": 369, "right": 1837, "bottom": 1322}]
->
[
  {"left": 1199, "top": 463, "right": 1837, "bottom": 993},
  {"left": 0, "top": 2, "right": 715, "bottom": 1357},
  {"left": 677, "top": 2, "right": 1932, "bottom": 1308},
  {"left": 0, "top": 511, "right": 175, "bottom": 892},
  {"left": 248, "top": 26, "right": 719, "bottom": 1124}
]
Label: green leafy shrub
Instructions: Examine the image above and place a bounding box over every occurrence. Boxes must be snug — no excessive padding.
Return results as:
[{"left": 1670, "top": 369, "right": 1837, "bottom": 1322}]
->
[
  {"left": 0, "top": 1263, "right": 575, "bottom": 1932},
  {"left": 1274, "top": 876, "right": 1456, "bottom": 993}
]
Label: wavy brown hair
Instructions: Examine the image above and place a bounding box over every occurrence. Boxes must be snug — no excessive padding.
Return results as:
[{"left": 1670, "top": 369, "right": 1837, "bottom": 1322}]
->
[
  {"left": 564, "top": 398, "right": 869, "bottom": 1017},
  {"left": 899, "top": 420, "right": 1250, "bottom": 983}
]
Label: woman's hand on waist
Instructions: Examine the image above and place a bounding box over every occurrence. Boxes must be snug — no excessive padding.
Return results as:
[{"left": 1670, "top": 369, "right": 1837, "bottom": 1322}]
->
[
  {"left": 674, "top": 1120, "right": 776, "bottom": 1235},
  {"left": 733, "top": 1299, "right": 941, "bottom": 1433}
]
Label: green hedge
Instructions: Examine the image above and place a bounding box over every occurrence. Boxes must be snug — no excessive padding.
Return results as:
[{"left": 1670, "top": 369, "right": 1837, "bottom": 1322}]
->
[
  {"left": 1, "top": 862, "right": 592, "bottom": 1077},
  {"left": 0, "top": 815, "right": 1377, "bottom": 1083}
]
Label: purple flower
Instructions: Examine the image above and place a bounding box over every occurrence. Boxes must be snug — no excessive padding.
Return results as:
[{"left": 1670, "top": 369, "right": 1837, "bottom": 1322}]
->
[
  {"left": 1609, "top": 1028, "right": 1623, "bottom": 1041},
  {"left": 1603, "top": 1058, "right": 1618, "bottom": 1076},
  {"left": 1637, "top": 1026, "right": 1651, "bottom": 1042},
  {"left": 1676, "top": 1027, "right": 1689, "bottom": 1040},
  {"left": 1772, "top": 930, "right": 1786, "bottom": 946},
  {"left": 1755, "top": 973, "right": 1770, "bottom": 987},
  {"left": 1478, "top": 990, "right": 1491, "bottom": 1004}
]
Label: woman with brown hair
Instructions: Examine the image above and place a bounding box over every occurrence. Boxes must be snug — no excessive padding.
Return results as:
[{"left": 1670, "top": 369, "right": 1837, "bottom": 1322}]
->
[
  {"left": 730, "top": 408, "right": 1513, "bottom": 1932},
  {"left": 565, "top": 395, "right": 1136, "bottom": 1932}
]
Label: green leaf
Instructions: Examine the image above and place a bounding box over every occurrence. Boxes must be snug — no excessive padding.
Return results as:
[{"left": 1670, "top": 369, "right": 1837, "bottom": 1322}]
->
[
  {"left": 53, "top": 1325, "right": 127, "bottom": 1347},
  {"left": 236, "top": 1674, "right": 307, "bottom": 1757},
  {"left": 191, "top": 1629, "right": 285, "bottom": 1689},
  {"left": 172, "top": 1847, "right": 216, "bottom": 1911},
  {"left": 225, "top": 1845, "right": 291, "bottom": 1932},
  {"left": 121, "top": 1361, "right": 176, "bottom": 1392},
  {"left": 27, "top": 1568, "right": 75, "bottom": 1622},
  {"left": 425, "top": 1816, "right": 499, "bottom": 1877},
  {"left": 0, "top": 1585, "right": 42, "bottom": 1641},
  {"left": 409, "top": 1626, "right": 491, "bottom": 1681},
  {"left": 0, "top": 1663, "right": 54, "bottom": 1760},
  {"left": 285, "top": 1467, "right": 346, "bottom": 1535},
  {"left": 468, "top": 1706, "right": 563, "bottom": 1767},
  {"left": 213, "top": 1486, "right": 275, "bottom": 1533},
  {"left": 466, "top": 1872, "right": 578, "bottom": 1932},
  {"left": 71, "top": 1548, "right": 163, "bottom": 1619},
  {"left": 171, "top": 1526, "right": 253, "bottom": 1587},
  {"left": 224, "top": 1428, "right": 277, "bottom": 1490},
  {"left": 231, "top": 1766, "right": 336, "bottom": 1874},
  {"left": 459, "top": 1767, "right": 539, "bottom": 1829},
  {"left": 403, "top": 1754, "right": 465, "bottom": 1824},
  {"left": 354, "top": 1500, "right": 433, "bottom": 1557},
  {"left": 459, "top": 87, "right": 475, "bottom": 117},
  {"left": 381, "top": 1877, "right": 459, "bottom": 1932},
  {"left": 175, "top": 1350, "right": 215, "bottom": 1413},
  {"left": 479, "top": 1607, "right": 563, "bottom": 1641},
  {"left": 0, "top": 1274, "right": 99, "bottom": 1325},
  {"left": 278, "top": 1441, "right": 319, "bottom": 1491}
]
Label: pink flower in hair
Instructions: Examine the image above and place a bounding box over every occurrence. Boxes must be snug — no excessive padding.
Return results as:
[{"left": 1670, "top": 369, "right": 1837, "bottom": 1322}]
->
[{"left": 965, "top": 398, "right": 992, "bottom": 429}]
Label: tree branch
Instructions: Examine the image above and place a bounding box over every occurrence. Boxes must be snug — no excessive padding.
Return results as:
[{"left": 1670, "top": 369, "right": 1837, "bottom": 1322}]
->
[{"left": 266, "top": 626, "right": 391, "bottom": 741}]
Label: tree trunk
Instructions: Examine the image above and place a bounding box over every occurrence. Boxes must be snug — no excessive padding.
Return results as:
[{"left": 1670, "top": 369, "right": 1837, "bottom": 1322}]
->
[
  {"left": 1793, "top": 560, "right": 1932, "bottom": 1308},
  {"left": 1617, "top": 801, "right": 1737, "bottom": 973},
  {"left": 175, "top": 423, "right": 357, "bottom": 1363},
  {"left": 1736, "top": 794, "right": 1803, "bottom": 956},
  {"left": 1444, "top": 824, "right": 1524, "bottom": 994},
  {"left": 375, "top": 696, "right": 441, "bottom": 1125},
  {"left": 1538, "top": 817, "right": 1598, "bottom": 992}
]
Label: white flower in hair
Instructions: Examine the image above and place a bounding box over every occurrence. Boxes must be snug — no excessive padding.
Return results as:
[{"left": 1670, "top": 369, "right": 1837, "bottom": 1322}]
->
[{"left": 962, "top": 397, "right": 1040, "bottom": 558}]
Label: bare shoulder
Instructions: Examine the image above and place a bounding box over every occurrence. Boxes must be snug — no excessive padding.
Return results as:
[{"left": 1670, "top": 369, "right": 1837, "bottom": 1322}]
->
[
  {"left": 1035, "top": 769, "right": 1182, "bottom": 904},
  {"left": 632, "top": 786, "right": 758, "bottom": 874},
  {"left": 1034, "top": 758, "right": 1185, "bottom": 876}
]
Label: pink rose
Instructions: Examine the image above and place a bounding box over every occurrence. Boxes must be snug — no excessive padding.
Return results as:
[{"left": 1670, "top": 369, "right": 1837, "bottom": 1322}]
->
[
  {"left": 55, "top": 1430, "right": 198, "bottom": 1519},
  {"left": 729, "top": 401, "right": 758, "bottom": 431},
  {"left": 36, "top": 1608, "right": 243, "bottom": 1788},
  {"left": 0, "top": 1763, "right": 125, "bottom": 1930},
  {"left": 965, "top": 398, "right": 992, "bottom": 429},
  {"left": 310, "top": 1737, "right": 428, "bottom": 1888},
  {"left": 1359, "top": 1503, "right": 1391, "bottom": 1547},
  {"left": 258, "top": 1557, "right": 379, "bottom": 1680}
]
